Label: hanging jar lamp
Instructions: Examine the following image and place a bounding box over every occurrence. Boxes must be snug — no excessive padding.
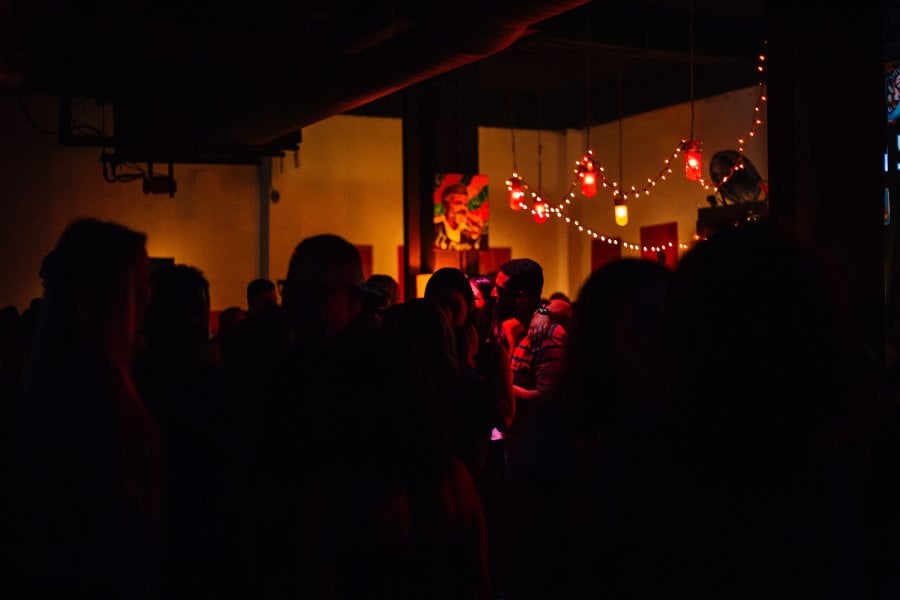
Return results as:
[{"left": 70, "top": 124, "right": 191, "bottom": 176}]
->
[
  {"left": 682, "top": 139, "right": 703, "bottom": 182},
  {"left": 506, "top": 174, "right": 526, "bottom": 210},
  {"left": 578, "top": 152, "right": 599, "bottom": 197},
  {"left": 682, "top": 2, "right": 703, "bottom": 183},
  {"left": 614, "top": 197, "right": 628, "bottom": 226}
]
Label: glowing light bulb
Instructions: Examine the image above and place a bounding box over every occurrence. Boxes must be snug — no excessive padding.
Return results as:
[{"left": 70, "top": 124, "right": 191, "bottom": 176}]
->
[
  {"left": 614, "top": 203, "right": 628, "bottom": 226},
  {"left": 578, "top": 154, "right": 598, "bottom": 197},
  {"left": 532, "top": 199, "right": 548, "bottom": 224},
  {"left": 582, "top": 171, "right": 597, "bottom": 197},
  {"left": 682, "top": 140, "right": 703, "bottom": 182},
  {"left": 506, "top": 175, "right": 526, "bottom": 210}
]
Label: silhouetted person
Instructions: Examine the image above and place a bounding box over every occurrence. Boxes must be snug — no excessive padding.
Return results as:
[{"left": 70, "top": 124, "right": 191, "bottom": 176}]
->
[
  {"left": 218, "top": 306, "right": 246, "bottom": 334},
  {"left": 425, "top": 268, "right": 475, "bottom": 330},
  {"left": 250, "top": 234, "right": 364, "bottom": 594},
  {"left": 469, "top": 276, "right": 504, "bottom": 349},
  {"left": 246, "top": 278, "right": 278, "bottom": 317},
  {"left": 282, "top": 234, "right": 363, "bottom": 343},
  {"left": 423, "top": 269, "right": 499, "bottom": 476},
  {"left": 357, "top": 282, "right": 392, "bottom": 330},
  {"left": 383, "top": 297, "right": 485, "bottom": 471},
  {"left": 661, "top": 222, "right": 866, "bottom": 598},
  {"left": 548, "top": 291, "right": 570, "bottom": 303},
  {"left": 134, "top": 264, "right": 238, "bottom": 598},
  {"left": 0, "top": 305, "right": 20, "bottom": 407},
  {"left": 221, "top": 299, "right": 290, "bottom": 389},
  {"left": 563, "top": 259, "right": 671, "bottom": 446},
  {"left": 468, "top": 274, "right": 514, "bottom": 597},
  {"left": 364, "top": 274, "right": 401, "bottom": 306},
  {"left": 11, "top": 218, "right": 162, "bottom": 598},
  {"left": 0, "top": 305, "right": 19, "bottom": 560},
  {"left": 296, "top": 330, "right": 489, "bottom": 598},
  {"left": 16, "top": 297, "right": 42, "bottom": 373},
  {"left": 549, "top": 259, "right": 673, "bottom": 598},
  {"left": 208, "top": 306, "right": 245, "bottom": 366}
]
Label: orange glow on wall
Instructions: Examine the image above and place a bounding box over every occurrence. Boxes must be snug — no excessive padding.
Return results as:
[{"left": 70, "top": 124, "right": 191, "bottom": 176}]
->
[{"left": 415, "top": 273, "right": 433, "bottom": 298}]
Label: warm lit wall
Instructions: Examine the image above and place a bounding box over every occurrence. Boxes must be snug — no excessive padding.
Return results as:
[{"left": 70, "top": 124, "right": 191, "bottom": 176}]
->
[
  {"left": 268, "top": 116, "right": 575, "bottom": 298},
  {"left": 478, "top": 128, "right": 574, "bottom": 298},
  {"left": 1, "top": 88, "right": 766, "bottom": 312},
  {"left": 479, "top": 85, "right": 768, "bottom": 298},
  {"left": 0, "top": 94, "right": 260, "bottom": 312},
  {"left": 569, "top": 86, "right": 769, "bottom": 294},
  {"left": 269, "top": 115, "right": 404, "bottom": 286}
]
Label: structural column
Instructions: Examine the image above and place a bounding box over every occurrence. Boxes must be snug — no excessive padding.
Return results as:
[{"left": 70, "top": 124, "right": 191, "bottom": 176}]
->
[
  {"left": 402, "top": 66, "right": 480, "bottom": 300},
  {"left": 767, "top": 0, "right": 884, "bottom": 361}
]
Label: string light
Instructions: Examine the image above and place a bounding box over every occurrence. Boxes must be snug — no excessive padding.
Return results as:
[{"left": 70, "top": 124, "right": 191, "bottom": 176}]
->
[
  {"left": 564, "top": 145, "right": 681, "bottom": 208},
  {"left": 692, "top": 44, "right": 768, "bottom": 193},
  {"left": 510, "top": 44, "right": 767, "bottom": 204},
  {"left": 740, "top": 47, "right": 768, "bottom": 154},
  {"left": 532, "top": 194, "right": 549, "bottom": 224},
  {"left": 543, "top": 146, "right": 684, "bottom": 240},
  {"left": 507, "top": 39, "right": 767, "bottom": 252},
  {"left": 521, "top": 204, "right": 691, "bottom": 252},
  {"left": 539, "top": 202, "right": 691, "bottom": 252}
]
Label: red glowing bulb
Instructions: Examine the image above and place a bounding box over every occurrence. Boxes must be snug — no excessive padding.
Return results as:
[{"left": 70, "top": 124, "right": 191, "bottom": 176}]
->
[
  {"left": 582, "top": 171, "right": 597, "bottom": 197},
  {"left": 682, "top": 140, "right": 703, "bottom": 182},
  {"left": 578, "top": 154, "right": 599, "bottom": 197},
  {"left": 506, "top": 175, "right": 526, "bottom": 210}
]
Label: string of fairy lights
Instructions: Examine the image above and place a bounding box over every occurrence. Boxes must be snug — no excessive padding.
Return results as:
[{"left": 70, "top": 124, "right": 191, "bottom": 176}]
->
[
  {"left": 691, "top": 50, "right": 768, "bottom": 192},
  {"left": 505, "top": 44, "right": 768, "bottom": 255}
]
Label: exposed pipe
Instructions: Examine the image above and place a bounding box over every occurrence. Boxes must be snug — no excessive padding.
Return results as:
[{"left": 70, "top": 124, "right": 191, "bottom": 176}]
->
[{"left": 227, "top": 0, "right": 590, "bottom": 146}]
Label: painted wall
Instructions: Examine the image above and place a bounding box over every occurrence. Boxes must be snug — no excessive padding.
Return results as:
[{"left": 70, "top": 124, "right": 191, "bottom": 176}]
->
[
  {"left": 269, "top": 116, "right": 404, "bottom": 287},
  {"left": 568, "top": 86, "right": 769, "bottom": 295},
  {"left": 478, "top": 127, "right": 574, "bottom": 298},
  {"left": 1, "top": 87, "right": 766, "bottom": 311},
  {"left": 0, "top": 94, "right": 260, "bottom": 312},
  {"left": 479, "top": 85, "right": 768, "bottom": 299}
]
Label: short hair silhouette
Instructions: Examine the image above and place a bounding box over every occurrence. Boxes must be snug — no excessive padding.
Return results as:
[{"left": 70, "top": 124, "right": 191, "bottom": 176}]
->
[
  {"left": 247, "top": 278, "right": 276, "bottom": 310},
  {"left": 283, "top": 234, "right": 362, "bottom": 341},
  {"left": 364, "top": 274, "right": 400, "bottom": 305},
  {"left": 37, "top": 218, "right": 148, "bottom": 358},
  {"left": 499, "top": 258, "right": 544, "bottom": 299}
]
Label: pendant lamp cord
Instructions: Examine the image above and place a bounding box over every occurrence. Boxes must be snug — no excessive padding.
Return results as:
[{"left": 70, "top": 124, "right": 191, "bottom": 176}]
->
[{"left": 689, "top": 0, "right": 696, "bottom": 140}]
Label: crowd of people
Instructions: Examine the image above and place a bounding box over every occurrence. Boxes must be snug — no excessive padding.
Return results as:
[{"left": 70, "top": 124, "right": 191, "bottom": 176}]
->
[{"left": 1, "top": 216, "right": 899, "bottom": 598}]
